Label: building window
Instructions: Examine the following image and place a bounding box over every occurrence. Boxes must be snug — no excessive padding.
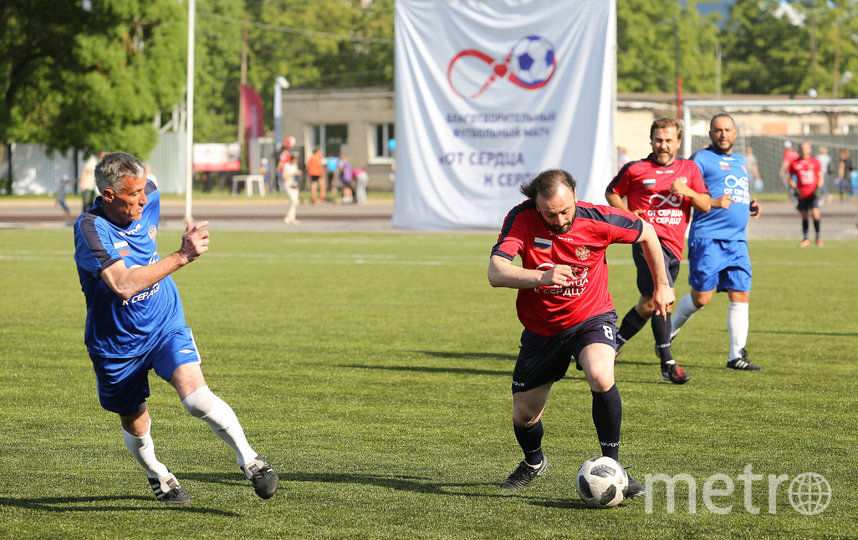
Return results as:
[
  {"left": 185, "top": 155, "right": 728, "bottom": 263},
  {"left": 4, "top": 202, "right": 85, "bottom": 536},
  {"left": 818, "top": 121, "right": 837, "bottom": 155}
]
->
[
  {"left": 373, "top": 123, "right": 395, "bottom": 159},
  {"left": 310, "top": 124, "right": 348, "bottom": 157}
]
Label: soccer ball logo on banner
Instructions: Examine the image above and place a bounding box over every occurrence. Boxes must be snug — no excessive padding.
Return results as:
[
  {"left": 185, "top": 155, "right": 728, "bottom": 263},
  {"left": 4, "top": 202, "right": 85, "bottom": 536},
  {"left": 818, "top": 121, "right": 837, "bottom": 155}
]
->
[{"left": 447, "top": 35, "right": 557, "bottom": 100}]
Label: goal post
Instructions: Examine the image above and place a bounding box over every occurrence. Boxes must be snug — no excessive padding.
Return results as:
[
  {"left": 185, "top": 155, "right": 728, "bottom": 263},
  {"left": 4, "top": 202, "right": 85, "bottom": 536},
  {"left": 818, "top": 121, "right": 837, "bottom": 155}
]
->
[{"left": 682, "top": 99, "right": 858, "bottom": 194}]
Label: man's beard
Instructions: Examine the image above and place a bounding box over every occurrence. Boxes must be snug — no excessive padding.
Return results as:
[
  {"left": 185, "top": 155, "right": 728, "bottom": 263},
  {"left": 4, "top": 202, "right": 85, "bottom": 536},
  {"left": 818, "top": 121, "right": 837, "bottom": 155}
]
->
[{"left": 547, "top": 213, "right": 575, "bottom": 235}]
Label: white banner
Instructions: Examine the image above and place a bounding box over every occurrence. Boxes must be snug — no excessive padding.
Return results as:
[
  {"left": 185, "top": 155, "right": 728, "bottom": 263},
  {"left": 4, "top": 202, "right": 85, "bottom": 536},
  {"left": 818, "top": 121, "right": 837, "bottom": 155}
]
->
[{"left": 392, "top": 0, "right": 615, "bottom": 230}]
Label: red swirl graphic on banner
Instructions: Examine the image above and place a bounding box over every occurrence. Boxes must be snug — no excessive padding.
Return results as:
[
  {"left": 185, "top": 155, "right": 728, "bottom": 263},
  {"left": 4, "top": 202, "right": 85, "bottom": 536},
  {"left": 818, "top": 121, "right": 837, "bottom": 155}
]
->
[{"left": 447, "top": 35, "right": 557, "bottom": 100}]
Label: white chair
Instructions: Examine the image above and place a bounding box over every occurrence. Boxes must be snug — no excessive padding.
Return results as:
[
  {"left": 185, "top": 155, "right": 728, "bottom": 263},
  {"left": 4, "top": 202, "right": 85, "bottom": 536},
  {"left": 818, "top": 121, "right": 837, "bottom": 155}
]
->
[{"left": 231, "top": 174, "right": 265, "bottom": 196}]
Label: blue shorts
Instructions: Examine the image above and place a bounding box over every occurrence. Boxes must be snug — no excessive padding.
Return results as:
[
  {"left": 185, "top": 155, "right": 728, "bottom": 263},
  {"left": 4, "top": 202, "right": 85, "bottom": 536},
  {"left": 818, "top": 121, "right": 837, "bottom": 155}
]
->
[
  {"left": 687, "top": 237, "right": 751, "bottom": 293},
  {"left": 632, "top": 242, "right": 679, "bottom": 296},
  {"left": 512, "top": 312, "right": 618, "bottom": 394},
  {"left": 89, "top": 326, "right": 202, "bottom": 416}
]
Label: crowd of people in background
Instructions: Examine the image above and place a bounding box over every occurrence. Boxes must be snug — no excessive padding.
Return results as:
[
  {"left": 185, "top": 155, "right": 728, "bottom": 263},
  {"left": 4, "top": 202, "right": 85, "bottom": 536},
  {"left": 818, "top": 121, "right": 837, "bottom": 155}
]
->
[{"left": 266, "top": 143, "right": 372, "bottom": 224}]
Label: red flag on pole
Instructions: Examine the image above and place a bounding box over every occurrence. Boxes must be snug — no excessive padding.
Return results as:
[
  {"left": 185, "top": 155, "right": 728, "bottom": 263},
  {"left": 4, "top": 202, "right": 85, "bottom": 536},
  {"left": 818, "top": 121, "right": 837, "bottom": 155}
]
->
[{"left": 241, "top": 85, "right": 265, "bottom": 139}]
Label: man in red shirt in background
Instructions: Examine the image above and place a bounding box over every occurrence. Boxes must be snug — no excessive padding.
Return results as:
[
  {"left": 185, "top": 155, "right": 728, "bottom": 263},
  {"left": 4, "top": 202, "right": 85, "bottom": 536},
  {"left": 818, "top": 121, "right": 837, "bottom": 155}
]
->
[
  {"left": 780, "top": 141, "right": 800, "bottom": 199},
  {"left": 489, "top": 169, "right": 674, "bottom": 498},
  {"left": 606, "top": 118, "right": 710, "bottom": 385},
  {"left": 788, "top": 142, "right": 825, "bottom": 247}
]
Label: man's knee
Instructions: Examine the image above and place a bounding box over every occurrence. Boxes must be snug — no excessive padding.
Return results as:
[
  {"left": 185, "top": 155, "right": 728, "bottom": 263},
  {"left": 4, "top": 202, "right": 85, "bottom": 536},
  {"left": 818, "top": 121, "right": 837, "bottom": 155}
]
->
[
  {"left": 181, "top": 385, "right": 216, "bottom": 418},
  {"left": 692, "top": 289, "right": 713, "bottom": 308},
  {"left": 636, "top": 296, "right": 655, "bottom": 318},
  {"left": 120, "top": 403, "right": 150, "bottom": 436}
]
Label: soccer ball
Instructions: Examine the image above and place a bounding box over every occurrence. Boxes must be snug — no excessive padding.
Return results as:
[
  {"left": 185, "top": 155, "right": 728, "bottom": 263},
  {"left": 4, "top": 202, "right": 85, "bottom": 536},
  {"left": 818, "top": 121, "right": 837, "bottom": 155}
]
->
[
  {"left": 508, "top": 35, "right": 556, "bottom": 87},
  {"left": 575, "top": 456, "right": 627, "bottom": 508}
]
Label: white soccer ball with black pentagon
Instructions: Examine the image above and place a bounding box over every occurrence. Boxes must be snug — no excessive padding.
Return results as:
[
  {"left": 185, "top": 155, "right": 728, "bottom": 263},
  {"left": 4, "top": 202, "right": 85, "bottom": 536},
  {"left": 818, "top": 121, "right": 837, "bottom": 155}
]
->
[
  {"left": 575, "top": 456, "right": 627, "bottom": 508},
  {"left": 509, "top": 35, "right": 556, "bottom": 87}
]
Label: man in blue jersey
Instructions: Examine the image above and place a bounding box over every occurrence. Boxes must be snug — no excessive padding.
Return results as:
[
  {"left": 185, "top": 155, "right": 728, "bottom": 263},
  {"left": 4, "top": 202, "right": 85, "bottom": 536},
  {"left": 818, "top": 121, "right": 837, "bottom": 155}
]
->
[
  {"left": 671, "top": 114, "right": 763, "bottom": 371},
  {"left": 74, "top": 152, "right": 279, "bottom": 504}
]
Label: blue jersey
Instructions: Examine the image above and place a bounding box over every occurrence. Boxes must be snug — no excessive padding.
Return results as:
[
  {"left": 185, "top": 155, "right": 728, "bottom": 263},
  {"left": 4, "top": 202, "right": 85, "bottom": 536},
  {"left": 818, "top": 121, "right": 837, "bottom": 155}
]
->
[
  {"left": 74, "top": 181, "right": 185, "bottom": 357},
  {"left": 690, "top": 146, "right": 751, "bottom": 241}
]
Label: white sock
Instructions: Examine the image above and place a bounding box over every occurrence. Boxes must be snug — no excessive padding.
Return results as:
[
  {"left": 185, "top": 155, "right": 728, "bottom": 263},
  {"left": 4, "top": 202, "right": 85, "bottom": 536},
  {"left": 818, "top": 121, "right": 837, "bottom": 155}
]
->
[
  {"left": 123, "top": 428, "right": 170, "bottom": 479},
  {"left": 727, "top": 301, "right": 750, "bottom": 360},
  {"left": 182, "top": 386, "right": 257, "bottom": 467},
  {"left": 670, "top": 293, "right": 700, "bottom": 339}
]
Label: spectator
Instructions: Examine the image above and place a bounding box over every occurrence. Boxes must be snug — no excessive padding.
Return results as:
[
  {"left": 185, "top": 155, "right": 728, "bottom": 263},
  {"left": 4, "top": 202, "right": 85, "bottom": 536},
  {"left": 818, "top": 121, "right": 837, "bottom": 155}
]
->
[
  {"left": 354, "top": 167, "right": 369, "bottom": 206},
  {"left": 744, "top": 145, "right": 763, "bottom": 192},
  {"left": 282, "top": 152, "right": 301, "bottom": 225},
  {"left": 339, "top": 152, "right": 354, "bottom": 204},
  {"left": 306, "top": 146, "right": 325, "bottom": 204},
  {"left": 780, "top": 141, "right": 799, "bottom": 199},
  {"left": 837, "top": 148, "right": 854, "bottom": 201},
  {"left": 80, "top": 150, "right": 106, "bottom": 212},
  {"left": 56, "top": 173, "right": 74, "bottom": 225}
]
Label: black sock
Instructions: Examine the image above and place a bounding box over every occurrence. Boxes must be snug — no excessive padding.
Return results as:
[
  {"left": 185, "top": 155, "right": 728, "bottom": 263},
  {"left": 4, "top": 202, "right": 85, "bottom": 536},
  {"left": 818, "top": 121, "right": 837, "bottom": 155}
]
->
[
  {"left": 802, "top": 218, "right": 809, "bottom": 238},
  {"left": 592, "top": 385, "right": 621, "bottom": 461},
  {"left": 514, "top": 420, "right": 544, "bottom": 466},
  {"left": 652, "top": 313, "right": 674, "bottom": 363},
  {"left": 813, "top": 219, "right": 820, "bottom": 238},
  {"left": 617, "top": 307, "right": 647, "bottom": 349}
]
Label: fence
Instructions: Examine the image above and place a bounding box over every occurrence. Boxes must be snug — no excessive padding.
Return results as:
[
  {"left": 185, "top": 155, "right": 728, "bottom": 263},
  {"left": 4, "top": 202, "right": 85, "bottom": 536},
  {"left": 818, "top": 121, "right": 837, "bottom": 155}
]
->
[{"left": 0, "top": 133, "right": 188, "bottom": 196}]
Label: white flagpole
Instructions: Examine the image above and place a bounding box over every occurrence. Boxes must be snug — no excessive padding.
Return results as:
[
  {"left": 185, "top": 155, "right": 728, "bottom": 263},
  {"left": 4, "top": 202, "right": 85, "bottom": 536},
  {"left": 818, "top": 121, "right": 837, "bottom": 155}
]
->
[{"left": 184, "top": 0, "right": 195, "bottom": 223}]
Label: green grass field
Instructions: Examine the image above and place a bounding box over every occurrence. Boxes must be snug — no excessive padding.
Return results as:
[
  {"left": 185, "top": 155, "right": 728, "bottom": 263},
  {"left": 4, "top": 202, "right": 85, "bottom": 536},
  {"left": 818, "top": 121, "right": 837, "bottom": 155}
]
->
[{"left": 1, "top": 228, "right": 856, "bottom": 538}]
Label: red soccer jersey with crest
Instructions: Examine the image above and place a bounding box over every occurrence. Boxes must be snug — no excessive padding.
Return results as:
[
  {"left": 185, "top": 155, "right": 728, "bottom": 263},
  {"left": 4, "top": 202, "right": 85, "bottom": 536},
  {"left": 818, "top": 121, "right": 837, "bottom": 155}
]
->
[
  {"left": 606, "top": 156, "right": 708, "bottom": 260},
  {"left": 788, "top": 157, "right": 822, "bottom": 199},
  {"left": 491, "top": 200, "right": 644, "bottom": 337}
]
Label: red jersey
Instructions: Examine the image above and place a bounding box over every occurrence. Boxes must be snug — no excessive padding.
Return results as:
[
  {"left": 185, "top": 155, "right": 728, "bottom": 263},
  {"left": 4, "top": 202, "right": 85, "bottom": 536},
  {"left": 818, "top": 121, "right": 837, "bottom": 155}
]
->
[
  {"left": 492, "top": 200, "right": 643, "bottom": 337},
  {"left": 788, "top": 157, "right": 822, "bottom": 199},
  {"left": 606, "top": 156, "right": 707, "bottom": 260}
]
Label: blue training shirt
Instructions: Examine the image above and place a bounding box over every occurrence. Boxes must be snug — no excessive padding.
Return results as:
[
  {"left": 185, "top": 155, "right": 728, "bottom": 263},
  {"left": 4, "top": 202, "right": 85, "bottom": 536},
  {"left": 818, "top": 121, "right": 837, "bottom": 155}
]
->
[
  {"left": 690, "top": 145, "right": 751, "bottom": 241},
  {"left": 74, "top": 180, "right": 185, "bottom": 357}
]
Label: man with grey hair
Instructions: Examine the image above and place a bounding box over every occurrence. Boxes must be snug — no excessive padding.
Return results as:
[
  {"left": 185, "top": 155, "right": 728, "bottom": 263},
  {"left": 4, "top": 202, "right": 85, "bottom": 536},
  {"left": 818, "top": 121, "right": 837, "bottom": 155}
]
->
[{"left": 73, "top": 152, "right": 279, "bottom": 504}]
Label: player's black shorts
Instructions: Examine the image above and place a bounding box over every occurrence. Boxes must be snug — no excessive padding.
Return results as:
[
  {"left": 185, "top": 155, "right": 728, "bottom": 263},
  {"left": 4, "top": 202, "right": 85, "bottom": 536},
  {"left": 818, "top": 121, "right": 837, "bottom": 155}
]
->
[
  {"left": 511, "top": 311, "right": 619, "bottom": 394},
  {"left": 632, "top": 241, "right": 679, "bottom": 296},
  {"left": 796, "top": 195, "right": 819, "bottom": 212}
]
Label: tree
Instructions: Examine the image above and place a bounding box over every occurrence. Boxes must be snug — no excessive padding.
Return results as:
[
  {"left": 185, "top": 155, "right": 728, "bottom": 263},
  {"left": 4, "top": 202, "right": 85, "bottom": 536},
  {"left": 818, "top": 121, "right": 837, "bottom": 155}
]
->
[
  {"left": 0, "top": 0, "right": 186, "bottom": 175},
  {"left": 720, "top": 0, "right": 858, "bottom": 97},
  {"left": 616, "top": 0, "right": 720, "bottom": 94},
  {"left": 193, "top": 0, "right": 245, "bottom": 143}
]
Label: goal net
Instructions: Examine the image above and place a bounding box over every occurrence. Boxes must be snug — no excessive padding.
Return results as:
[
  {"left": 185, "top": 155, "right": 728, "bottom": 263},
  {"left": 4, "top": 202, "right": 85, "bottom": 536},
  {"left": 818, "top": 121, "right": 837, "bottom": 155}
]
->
[{"left": 683, "top": 98, "right": 858, "bottom": 197}]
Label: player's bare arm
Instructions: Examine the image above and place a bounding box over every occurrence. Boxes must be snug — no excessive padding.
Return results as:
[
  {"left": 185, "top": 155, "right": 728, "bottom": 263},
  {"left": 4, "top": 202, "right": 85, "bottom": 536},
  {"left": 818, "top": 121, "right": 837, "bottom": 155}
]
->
[
  {"left": 101, "top": 220, "right": 210, "bottom": 300},
  {"left": 711, "top": 194, "right": 733, "bottom": 209},
  {"left": 670, "top": 180, "right": 711, "bottom": 213},
  {"left": 605, "top": 192, "right": 642, "bottom": 216},
  {"left": 634, "top": 221, "right": 675, "bottom": 318},
  {"left": 488, "top": 254, "right": 574, "bottom": 289}
]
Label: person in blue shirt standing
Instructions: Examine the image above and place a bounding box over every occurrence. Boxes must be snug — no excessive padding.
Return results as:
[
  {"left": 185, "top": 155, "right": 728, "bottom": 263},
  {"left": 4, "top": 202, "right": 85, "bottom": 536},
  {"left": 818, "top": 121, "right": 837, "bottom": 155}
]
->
[
  {"left": 671, "top": 114, "right": 763, "bottom": 371},
  {"left": 74, "top": 152, "right": 279, "bottom": 504}
]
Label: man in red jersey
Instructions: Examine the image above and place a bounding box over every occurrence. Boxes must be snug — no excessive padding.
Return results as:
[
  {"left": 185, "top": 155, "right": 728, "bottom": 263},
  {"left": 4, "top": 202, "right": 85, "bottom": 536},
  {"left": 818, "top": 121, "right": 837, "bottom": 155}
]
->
[
  {"left": 788, "top": 141, "right": 825, "bottom": 247},
  {"left": 780, "top": 140, "right": 800, "bottom": 197},
  {"left": 606, "top": 118, "right": 710, "bottom": 384},
  {"left": 489, "top": 169, "right": 674, "bottom": 497}
]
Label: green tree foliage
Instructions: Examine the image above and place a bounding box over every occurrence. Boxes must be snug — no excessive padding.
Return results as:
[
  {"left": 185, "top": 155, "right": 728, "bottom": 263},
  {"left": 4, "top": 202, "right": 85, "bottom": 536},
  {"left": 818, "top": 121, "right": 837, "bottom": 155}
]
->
[
  {"left": 194, "top": 1, "right": 245, "bottom": 143},
  {"left": 616, "top": 0, "right": 720, "bottom": 94},
  {"left": 723, "top": 0, "right": 858, "bottom": 97},
  {"left": 193, "top": 0, "right": 394, "bottom": 142},
  {"left": 1, "top": 0, "right": 186, "bottom": 159}
]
